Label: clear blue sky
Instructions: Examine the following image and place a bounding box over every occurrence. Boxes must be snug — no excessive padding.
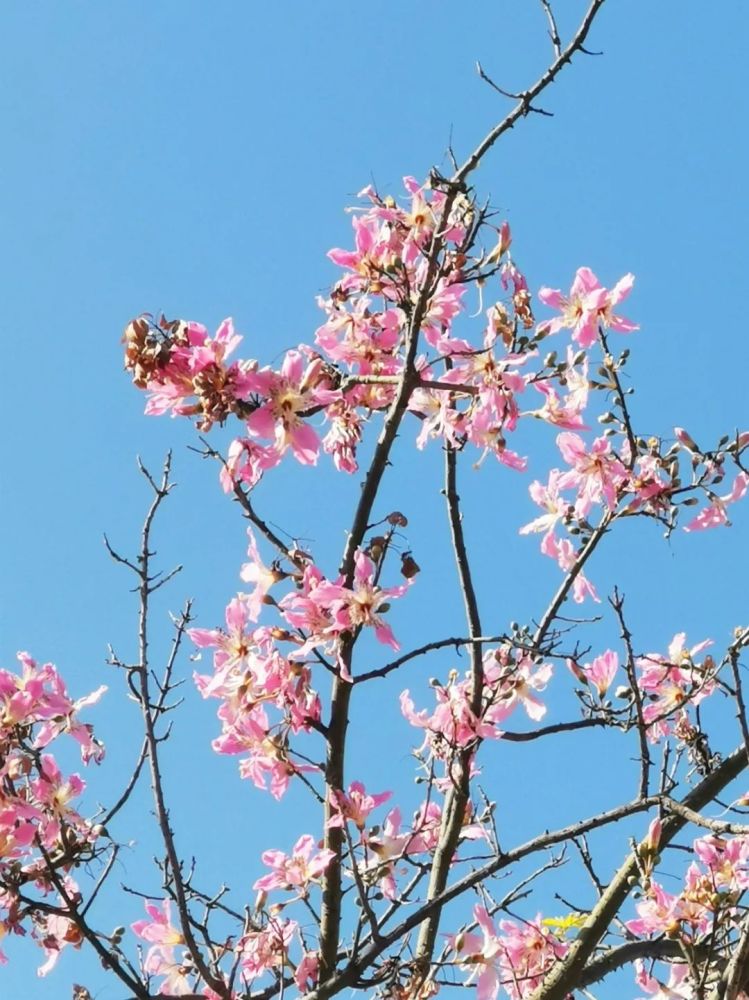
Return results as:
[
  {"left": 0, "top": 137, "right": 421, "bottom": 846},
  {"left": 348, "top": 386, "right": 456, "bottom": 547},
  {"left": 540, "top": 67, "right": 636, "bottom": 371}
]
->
[{"left": 1, "top": 2, "right": 748, "bottom": 995}]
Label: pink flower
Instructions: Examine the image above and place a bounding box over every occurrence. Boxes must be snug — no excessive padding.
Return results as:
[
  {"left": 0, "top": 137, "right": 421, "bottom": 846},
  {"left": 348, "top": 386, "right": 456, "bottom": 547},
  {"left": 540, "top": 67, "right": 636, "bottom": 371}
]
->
[
  {"left": 219, "top": 437, "right": 280, "bottom": 493},
  {"left": 239, "top": 528, "right": 283, "bottom": 620},
  {"left": 130, "top": 901, "right": 195, "bottom": 995},
  {"left": 465, "top": 407, "right": 528, "bottom": 471},
  {"left": 557, "top": 431, "right": 628, "bottom": 517},
  {"left": 421, "top": 278, "right": 468, "bottom": 350},
  {"left": 253, "top": 834, "right": 335, "bottom": 893},
  {"left": 189, "top": 596, "right": 256, "bottom": 694},
  {"left": 409, "top": 383, "right": 464, "bottom": 452},
  {"left": 2, "top": 652, "right": 106, "bottom": 765},
  {"left": 279, "top": 563, "right": 331, "bottom": 636},
  {"left": 541, "top": 533, "right": 600, "bottom": 604},
  {"left": 364, "top": 806, "right": 410, "bottom": 900},
  {"left": 30, "top": 754, "right": 88, "bottom": 848},
  {"left": 136, "top": 318, "right": 255, "bottom": 431},
  {"left": 581, "top": 650, "right": 618, "bottom": 698},
  {"left": 495, "top": 915, "right": 568, "bottom": 1000},
  {"left": 635, "top": 959, "right": 693, "bottom": 999},
  {"left": 692, "top": 833, "right": 749, "bottom": 892},
  {"left": 322, "top": 399, "right": 363, "bottom": 473},
  {"left": 626, "top": 882, "right": 682, "bottom": 938},
  {"left": 482, "top": 647, "right": 552, "bottom": 724},
  {"left": 520, "top": 471, "right": 568, "bottom": 537},
  {"left": 401, "top": 678, "right": 498, "bottom": 756},
  {"left": 637, "top": 633, "right": 714, "bottom": 741},
  {"left": 294, "top": 950, "right": 319, "bottom": 992},
  {"left": 210, "top": 702, "right": 319, "bottom": 800},
  {"left": 538, "top": 267, "right": 637, "bottom": 348},
  {"left": 237, "top": 917, "right": 298, "bottom": 982},
  {"left": 36, "top": 909, "right": 84, "bottom": 977},
  {"left": 243, "top": 349, "right": 337, "bottom": 465},
  {"left": 684, "top": 471, "right": 749, "bottom": 531},
  {"left": 311, "top": 550, "right": 410, "bottom": 655},
  {"left": 624, "top": 453, "right": 675, "bottom": 516},
  {"left": 449, "top": 906, "right": 503, "bottom": 1000},
  {"left": 327, "top": 781, "right": 392, "bottom": 830},
  {"left": 450, "top": 907, "right": 568, "bottom": 1000},
  {"left": 142, "top": 946, "right": 194, "bottom": 995},
  {"left": 316, "top": 295, "right": 404, "bottom": 370},
  {"left": 131, "top": 899, "right": 185, "bottom": 947},
  {"left": 531, "top": 348, "right": 590, "bottom": 429}
]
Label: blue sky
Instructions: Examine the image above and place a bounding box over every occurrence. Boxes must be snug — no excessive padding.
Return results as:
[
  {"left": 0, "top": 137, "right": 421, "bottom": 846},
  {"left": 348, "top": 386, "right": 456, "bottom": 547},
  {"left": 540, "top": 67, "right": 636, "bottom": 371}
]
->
[{"left": 1, "top": 1, "right": 748, "bottom": 995}]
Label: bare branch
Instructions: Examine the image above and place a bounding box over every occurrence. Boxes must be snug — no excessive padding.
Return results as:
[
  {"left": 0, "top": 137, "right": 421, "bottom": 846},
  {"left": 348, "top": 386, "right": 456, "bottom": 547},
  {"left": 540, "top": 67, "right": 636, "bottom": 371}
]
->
[
  {"left": 611, "top": 588, "right": 652, "bottom": 798},
  {"left": 455, "top": 0, "right": 608, "bottom": 182},
  {"left": 539, "top": 0, "right": 563, "bottom": 58},
  {"left": 354, "top": 634, "right": 505, "bottom": 684}
]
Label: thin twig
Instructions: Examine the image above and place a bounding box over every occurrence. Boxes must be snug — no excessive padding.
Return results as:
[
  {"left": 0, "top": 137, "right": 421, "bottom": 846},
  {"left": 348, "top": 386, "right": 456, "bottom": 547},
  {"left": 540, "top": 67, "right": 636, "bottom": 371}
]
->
[
  {"left": 539, "top": 0, "right": 563, "bottom": 57},
  {"left": 354, "top": 634, "right": 505, "bottom": 685},
  {"left": 610, "top": 588, "right": 652, "bottom": 798}
]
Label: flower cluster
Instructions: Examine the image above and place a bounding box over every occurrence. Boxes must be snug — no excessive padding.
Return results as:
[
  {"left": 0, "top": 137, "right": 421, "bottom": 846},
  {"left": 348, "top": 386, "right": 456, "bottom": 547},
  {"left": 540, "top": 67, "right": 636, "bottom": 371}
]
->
[
  {"left": 401, "top": 645, "right": 552, "bottom": 770},
  {"left": 628, "top": 826, "right": 749, "bottom": 999},
  {"left": 125, "top": 180, "right": 632, "bottom": 488},
  {"left": 0, "top": 652, "right": 106, "bottom": 973},
  {"left": 191, "top": 531, "right": 411, "bottom": 797},
  {"left": 636, "top": 633, "right": 716, "bottom": 743},
  {"left": 449, "top": 905, "right": 569, "bottom": 1000},
  {"left": 522, "top": 423, "right": 749, "bottom": 602},
  {"left": 131, "top": 897, "right": 320, "bottom": 997},
  {"left": 329, "top": 788, "right": 484, "bottom": 902}
]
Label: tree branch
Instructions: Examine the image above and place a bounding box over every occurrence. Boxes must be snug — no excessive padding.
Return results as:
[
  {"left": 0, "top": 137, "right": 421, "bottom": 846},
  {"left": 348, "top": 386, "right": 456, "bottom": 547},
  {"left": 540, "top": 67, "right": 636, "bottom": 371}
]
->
[{"left": 454, "top": 0, "right": 608, "bottom": 183}]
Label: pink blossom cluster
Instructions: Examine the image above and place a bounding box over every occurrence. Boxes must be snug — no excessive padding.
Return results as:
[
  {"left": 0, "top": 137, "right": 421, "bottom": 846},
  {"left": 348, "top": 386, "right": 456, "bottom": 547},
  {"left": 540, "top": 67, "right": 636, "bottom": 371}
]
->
[
  {"left": 519, "top": 433, "right": 626, "bottom": 603},
  {"left": 628, "top": 827, "right": 749, "bottom": 998},
  {"left": 191, "top": 532, "right": 410, "bottom": 797},
  {"left": 237, "top": 918, "right": 318, "bottom": 993},
  {"left": 401, "top": 645, "right": 552, "bottom": 767},
  {"left": 449, "top": 904, "right": 569, "bottom": 1000},
  {"left": 521, "top": 424, "right": 749, "bottom": 601},
  {"left": 329, "top": 785, "right": 484, "bottom": 902},
  {"left": 318, "top": 176, "right": 469, "bottom": 363},
  {"left": 131, "top": 898, "right": 319, "bottom": 997},
  {"left": 124, "top": 316, "right": 255, "bottom": 430},
  {"left": 636, "top": 633, "right": 716, "bottom": 743},
  {"left": 125, "top": 182, "right": 628, "bottom": 486},
  {"left": 0, "top": 652, "right": 106, "bottom": 972},
  {"left": 114, "top": 178, "right": 749, "bottom": 1000},
  {"left": 124, "top": 185, "right": 749, "bottom": 586}
]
